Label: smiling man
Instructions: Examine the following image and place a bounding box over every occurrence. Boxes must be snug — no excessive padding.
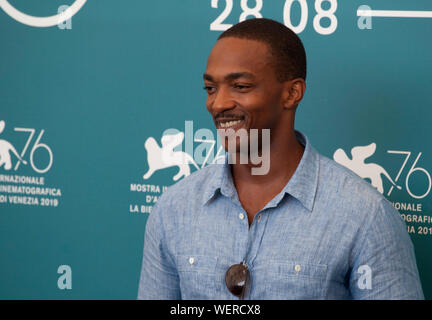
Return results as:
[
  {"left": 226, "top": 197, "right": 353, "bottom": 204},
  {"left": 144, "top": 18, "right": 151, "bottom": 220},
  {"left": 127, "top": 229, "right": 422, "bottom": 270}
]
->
[{"left": 138, "top": 18, "right": 424, "bottom": 300}]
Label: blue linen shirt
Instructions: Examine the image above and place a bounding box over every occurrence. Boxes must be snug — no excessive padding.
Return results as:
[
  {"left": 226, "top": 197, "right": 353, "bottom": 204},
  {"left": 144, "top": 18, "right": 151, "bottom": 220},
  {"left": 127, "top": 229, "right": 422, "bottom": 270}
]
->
[{"left": 138, "top": 131, "right": 424, "bottom": 300}]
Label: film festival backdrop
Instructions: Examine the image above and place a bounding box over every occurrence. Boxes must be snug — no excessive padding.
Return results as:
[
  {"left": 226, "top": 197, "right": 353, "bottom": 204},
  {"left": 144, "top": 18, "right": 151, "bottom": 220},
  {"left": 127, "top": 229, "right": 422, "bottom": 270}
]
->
[{"left": 0, "top": 0, "right": 431, "bottom": 299}]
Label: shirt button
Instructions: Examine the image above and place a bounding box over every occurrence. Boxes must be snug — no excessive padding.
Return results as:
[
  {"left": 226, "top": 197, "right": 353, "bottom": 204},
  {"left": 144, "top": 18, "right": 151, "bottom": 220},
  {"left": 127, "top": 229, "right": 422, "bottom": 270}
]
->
[
  {"left": 189, "top": 257, "right": 195, "bottom": 265},
  {"left": 295, "top": 264, "right": 301, "bottom": 272},
  {"left": 257, "top": 214, "right": 262, "bottom": 221},
  {"left": 239, "top": 213, "right": 245, "bottom": 220}
]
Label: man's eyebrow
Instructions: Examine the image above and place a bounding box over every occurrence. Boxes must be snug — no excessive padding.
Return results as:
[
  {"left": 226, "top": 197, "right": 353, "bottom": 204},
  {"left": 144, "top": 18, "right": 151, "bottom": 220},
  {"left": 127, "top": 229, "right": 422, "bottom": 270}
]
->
[
  {"left": 203, "top": 73, "right": 213, "bottom": 81},
  {"left": 225, "top": 72, "right": 255, "bottom": 81},
  {"left": 203, "top": 72, "right": 255, "bottom": 82}
]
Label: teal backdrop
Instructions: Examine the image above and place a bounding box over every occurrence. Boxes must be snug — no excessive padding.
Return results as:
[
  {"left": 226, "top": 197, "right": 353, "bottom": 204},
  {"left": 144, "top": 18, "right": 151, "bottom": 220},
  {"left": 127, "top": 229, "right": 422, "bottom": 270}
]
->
[{"left": 0, "top": 0, "right": 431, "bottom": 299}]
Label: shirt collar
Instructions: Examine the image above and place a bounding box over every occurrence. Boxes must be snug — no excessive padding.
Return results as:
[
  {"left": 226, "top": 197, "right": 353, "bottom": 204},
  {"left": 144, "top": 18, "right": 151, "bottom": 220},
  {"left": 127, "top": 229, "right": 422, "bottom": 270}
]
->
[{"left": 202, "top": 130, "right": 319, "bottom": 212}]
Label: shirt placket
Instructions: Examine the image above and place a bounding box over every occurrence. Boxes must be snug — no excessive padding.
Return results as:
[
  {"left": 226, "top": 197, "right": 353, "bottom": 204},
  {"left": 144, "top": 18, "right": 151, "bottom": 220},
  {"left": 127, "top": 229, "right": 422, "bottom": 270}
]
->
[
  {"left": 243, "top": 209, "right": 269, "bottom": 267},
  {"left": 233, "top": 204, "right": 250, "bottom": 263}
]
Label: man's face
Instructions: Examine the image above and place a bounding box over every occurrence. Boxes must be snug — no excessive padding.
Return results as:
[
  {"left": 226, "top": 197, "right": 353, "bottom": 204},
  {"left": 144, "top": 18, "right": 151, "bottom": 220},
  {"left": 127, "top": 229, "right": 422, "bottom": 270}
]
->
[{"left": 204, "top": 37, "right": 286, "bottom": 140}]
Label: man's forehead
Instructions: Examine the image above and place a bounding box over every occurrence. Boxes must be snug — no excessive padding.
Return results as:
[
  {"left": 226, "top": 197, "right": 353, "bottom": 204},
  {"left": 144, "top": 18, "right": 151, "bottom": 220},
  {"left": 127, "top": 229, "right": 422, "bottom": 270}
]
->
[
  {"left": 208, "top": 37, "right": 271, "bottom": 62},
  {"left": 206, "top": 38, "right": 273, "bottom": 78}
]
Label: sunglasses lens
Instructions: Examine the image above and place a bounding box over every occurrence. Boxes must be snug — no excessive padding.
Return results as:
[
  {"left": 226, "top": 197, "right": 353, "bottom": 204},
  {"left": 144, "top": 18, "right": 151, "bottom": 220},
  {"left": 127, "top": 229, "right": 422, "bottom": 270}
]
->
[{"left": 225, "top": 263, "right": 250, "bottom": 298}]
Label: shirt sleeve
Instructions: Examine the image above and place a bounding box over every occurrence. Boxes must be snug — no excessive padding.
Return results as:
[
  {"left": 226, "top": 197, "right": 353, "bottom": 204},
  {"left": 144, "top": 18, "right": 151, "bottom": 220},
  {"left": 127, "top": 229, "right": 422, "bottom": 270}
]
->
[
  {"left": 349, "top": 198, "right": 424, "bottom": 299},
  {"left": 137, "top": 200, "right": 181, "bottom": 300}
]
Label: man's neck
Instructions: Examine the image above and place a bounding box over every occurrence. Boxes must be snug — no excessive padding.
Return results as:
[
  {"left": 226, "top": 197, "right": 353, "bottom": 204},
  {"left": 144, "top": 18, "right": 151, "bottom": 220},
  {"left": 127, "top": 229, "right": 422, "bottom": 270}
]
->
[
  {"left": 229, "top": 130, "right": 305, "bottom": 221},
  {"left": 231, "top": 131, "right": 304, "bottom": 187}
]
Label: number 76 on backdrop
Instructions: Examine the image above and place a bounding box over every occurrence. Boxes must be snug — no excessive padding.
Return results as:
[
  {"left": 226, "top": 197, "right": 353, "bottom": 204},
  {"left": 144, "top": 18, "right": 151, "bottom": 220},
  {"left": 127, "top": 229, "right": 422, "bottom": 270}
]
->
[{"left": 210, "top": 0, "right": 338, "bottom": 35}]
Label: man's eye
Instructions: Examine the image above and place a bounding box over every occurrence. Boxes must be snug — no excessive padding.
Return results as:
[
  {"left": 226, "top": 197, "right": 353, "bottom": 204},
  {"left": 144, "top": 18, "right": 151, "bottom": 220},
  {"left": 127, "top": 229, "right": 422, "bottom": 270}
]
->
[
  {"left": 203, "top": 86, "right": 216, "bottom": 94},
  {"left": 234, "top": 84, "right": 252, "bottom": 90}
]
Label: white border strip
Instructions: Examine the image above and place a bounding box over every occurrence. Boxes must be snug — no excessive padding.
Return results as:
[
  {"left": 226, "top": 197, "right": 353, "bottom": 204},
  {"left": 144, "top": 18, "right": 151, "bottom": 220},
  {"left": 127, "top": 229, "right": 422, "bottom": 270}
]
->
[{"left": 357, "top": 9, "right": 432, "bottom": 18}]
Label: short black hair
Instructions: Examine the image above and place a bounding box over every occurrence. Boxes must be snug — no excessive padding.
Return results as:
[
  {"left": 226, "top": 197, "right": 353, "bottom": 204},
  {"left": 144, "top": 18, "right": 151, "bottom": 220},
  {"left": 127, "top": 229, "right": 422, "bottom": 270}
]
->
[{"left": 218, "top": 18, "right": 307, "bottom": 82}]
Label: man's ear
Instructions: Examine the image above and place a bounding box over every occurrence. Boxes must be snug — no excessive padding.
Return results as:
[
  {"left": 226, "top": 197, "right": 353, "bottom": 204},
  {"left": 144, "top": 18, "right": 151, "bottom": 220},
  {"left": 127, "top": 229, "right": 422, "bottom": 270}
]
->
[{"left": 282, "top": 78, "right": 306, "bottom": 110}]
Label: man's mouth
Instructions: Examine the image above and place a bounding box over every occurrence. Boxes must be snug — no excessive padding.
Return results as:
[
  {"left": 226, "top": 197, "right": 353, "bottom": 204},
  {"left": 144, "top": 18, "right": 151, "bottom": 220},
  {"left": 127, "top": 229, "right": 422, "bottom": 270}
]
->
[{"left": 216, "top": 118, "right": 245, "bottom": 129}]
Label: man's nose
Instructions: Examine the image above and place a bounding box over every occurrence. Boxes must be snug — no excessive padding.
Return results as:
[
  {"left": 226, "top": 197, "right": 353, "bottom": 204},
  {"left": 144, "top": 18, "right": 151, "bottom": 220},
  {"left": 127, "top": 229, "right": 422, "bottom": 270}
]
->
[{"left": 209, "top": 87, "right": 235, "bottom": 113}]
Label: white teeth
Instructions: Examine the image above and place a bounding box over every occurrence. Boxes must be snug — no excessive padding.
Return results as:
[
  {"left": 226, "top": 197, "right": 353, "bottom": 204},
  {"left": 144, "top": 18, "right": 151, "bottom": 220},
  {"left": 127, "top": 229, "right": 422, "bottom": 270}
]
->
[{"left": 220, "top": 120, "right": 242, "bottom": 128}]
